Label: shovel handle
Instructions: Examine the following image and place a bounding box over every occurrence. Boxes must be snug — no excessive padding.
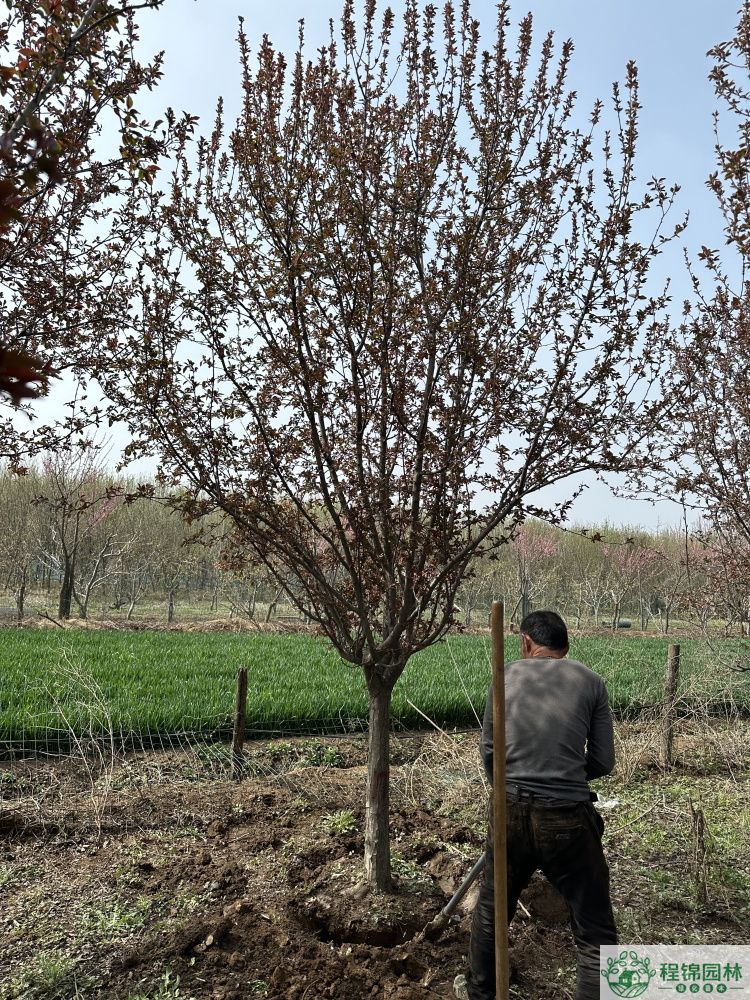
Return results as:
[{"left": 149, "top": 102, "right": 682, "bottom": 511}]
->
[{"left": 440, "top": 852, "right": 486, "bottom": 919}]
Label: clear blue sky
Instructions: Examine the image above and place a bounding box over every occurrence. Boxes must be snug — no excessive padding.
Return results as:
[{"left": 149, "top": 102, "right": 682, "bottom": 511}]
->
[
  {"left": 136, "top": 0, "right": 736, "bottom": 268},
  {"left": 40, "top": 1, "right": 742, "bottom": 529}
]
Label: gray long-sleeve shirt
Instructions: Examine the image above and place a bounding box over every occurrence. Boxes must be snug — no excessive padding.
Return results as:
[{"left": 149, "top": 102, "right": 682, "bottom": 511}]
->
[{"left": 480, "top": 656, "right": 615, "bottom": 801}]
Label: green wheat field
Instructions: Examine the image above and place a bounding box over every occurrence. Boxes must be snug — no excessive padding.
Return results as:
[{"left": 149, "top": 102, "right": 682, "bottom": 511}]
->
[{"left": 1, "top": 630, "right": 749, "bottom": 755}]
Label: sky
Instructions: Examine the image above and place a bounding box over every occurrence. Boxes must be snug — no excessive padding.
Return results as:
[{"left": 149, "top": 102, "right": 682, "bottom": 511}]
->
[{"left": 31, "top": 0, "right": 742, "bottom": 529}]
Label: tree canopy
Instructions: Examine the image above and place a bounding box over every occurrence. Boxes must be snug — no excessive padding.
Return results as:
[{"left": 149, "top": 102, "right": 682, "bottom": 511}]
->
[
  {"left": 668, "top": 1, "right": 750, "bottom": 568},
  {"left": 0, "top": 0, "right": 181, "bottom": 443},
  {"left": 89, "top": 0, "right": 684, "bottom": 887}
]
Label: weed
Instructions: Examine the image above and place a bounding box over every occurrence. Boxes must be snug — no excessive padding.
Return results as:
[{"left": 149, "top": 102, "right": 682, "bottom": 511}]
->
[
  {"left": 322, "top": 809, "right": 357, "bottom": 835},
  {"left": 126, "top": 970, "right": 195, "bottom": 1000},
  {"left": 0, "top": 770, "right": 32, "bottom": 796},
  {"left": 302, "top": 739, "right": 345, "bottom": 767},
  {"left": 5, "top": 951, "right": 91, "bottom": 1000},
  {"left": 84, "top": 895, "right": 151, "bottom": 937},
  {"left": 391, "top": 854, "right": 430, "bottom": 883}
]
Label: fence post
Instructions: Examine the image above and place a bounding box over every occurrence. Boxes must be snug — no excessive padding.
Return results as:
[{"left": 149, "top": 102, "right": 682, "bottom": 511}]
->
[
  {"left": 662, "top": 643, "right": 680, "bottom": 769},
  {"left": 491, "top": 600, "right": 509, "bottom": 1000},
  {"left": 232, "top": 666, "right": 248, "bottom": 779}
]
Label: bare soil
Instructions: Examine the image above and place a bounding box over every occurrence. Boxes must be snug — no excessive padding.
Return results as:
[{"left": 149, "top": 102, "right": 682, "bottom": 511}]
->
[{"left": 1, "top": 727, "right": 748, "bottom": 1000}]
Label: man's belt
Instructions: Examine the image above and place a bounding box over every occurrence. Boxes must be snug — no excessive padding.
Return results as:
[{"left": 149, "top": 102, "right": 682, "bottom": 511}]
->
[{"left": 505, "top": 783, "right": 597, "bottom": 805}]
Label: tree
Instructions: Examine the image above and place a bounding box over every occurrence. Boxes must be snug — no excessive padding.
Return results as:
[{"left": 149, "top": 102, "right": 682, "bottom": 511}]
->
[
  {"left": 648, "top": 529, "right": 691, "bottom": 635},
  {"left": 600, "top": 538, "right": 659, "bottom": 631},
  {"left": 669, "top": 2, "right": 750, "bottom": 569},
  {"left": 510, "top": 522, "right": 560, "bottom": 623},
  {"left": 455, "top": 550, "right": 499, "bottom": 628},
  {"left": 0, "top": 464, "right": 44, "bottom": 619},
  {"left": 95, "top": 1, "right": 679, "bottom": 888},
  {"left": 564, "top": 531, "right": 609, "bottom": 627},
  {"left": 36, "top": 444, "right": 121, "bottom": 619},
  {"left": 0, "top": 0, "right": 180, "bottom": 438}
]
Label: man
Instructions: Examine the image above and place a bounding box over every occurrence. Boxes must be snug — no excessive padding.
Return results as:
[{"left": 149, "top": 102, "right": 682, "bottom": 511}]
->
[{"left": 456, "top": 610, "right": 617, "bottom": 1000}]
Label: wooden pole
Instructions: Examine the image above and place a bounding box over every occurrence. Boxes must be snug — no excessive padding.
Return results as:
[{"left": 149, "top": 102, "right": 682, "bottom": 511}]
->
[
  {"left": 689, "top": 798, "right": 708, "bottom": 906},
  {"left": 232, "top": 666, "right": 248, "bottom": 779},
  {"left": 662, "top": 644, "right": 680, "bottom": 769},
  {"left": 491, "top": 600, "right": 509, "bottom": 1000}
]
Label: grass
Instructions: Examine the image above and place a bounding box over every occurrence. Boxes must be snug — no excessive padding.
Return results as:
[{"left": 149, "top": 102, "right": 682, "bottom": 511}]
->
[
  {"left": 126, "top": 971, "right": 195, "bottom": 1000},
  {"left": 1, "top": 630, "right": 749, "bottom": 755},
  {"left": 4, "top": 951, "right": 90, "bottom": 1000},
  {"left": 83, "top": 896, "right": 151, "bottom": 938}
]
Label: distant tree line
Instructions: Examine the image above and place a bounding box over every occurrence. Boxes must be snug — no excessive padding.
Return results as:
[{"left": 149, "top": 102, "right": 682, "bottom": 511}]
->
[
  {"left": 1, "top": 454, "right": 746, "bottom": 635},
  {"left": 0, "top": 451, "right": 284, "bottom": 624}
]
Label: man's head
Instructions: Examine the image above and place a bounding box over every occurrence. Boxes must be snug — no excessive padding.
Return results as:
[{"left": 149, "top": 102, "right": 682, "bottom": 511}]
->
[{"left": 519, "top": 610, "right": 569, "bottom": 659}]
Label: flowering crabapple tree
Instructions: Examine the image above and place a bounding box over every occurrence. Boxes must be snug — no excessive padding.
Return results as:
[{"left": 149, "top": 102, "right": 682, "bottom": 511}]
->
[
  {"left": 668, "top": 2, "right": 750, "bottom": 577},
  {"left": 0, "top": 0, "right": 183, "bottom": 446},
  {"left": 96, "top": 1, "right": 680, "bottom": 888}
]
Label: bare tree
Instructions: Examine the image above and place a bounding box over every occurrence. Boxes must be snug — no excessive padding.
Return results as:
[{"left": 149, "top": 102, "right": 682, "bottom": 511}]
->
[
  {"left": 601, "top": 540, "right": 659, "bottom": 631},
  {"left": 511, "top": 523, "right": 561, "bottom": 623},
  {"left": 94, "top": 1, "right": 679, "bottom": 887},
  {"left": 36, "top": 444, "right": 121, "bottom": 619},
  {"left": 0, "top": 465, "right": 44, "bottom": 619}
]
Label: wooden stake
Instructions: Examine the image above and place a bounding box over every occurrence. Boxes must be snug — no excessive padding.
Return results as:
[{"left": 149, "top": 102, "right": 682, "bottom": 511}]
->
[
  {"left": 689, "top": 799, "right": 708, "bottom": 906},
  {"left": 491, "top": 600, "right": 509, "bottom": 1000},
  {"left": 232, "top": 666, "right": 248, "bottom": 780},
  {"left": 662, "top": 644, "right": 680, "bottom": 769}
]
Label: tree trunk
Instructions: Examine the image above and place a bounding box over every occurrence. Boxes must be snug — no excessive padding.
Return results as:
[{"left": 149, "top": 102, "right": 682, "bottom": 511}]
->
[
  {"left": 520, "top": 586, "right": 531, "bottom": 621},
  {"left": 58, "top": 564, "right": 74, "bottom": 619},
  {"left": 15, "top": 573, "right": 26, "bottom": 623},
  {"left": 611, "top": 596, "right": 621, "bottom": 632},
  {"left": 167, "top": 589, "right": 175, "bottom": 624},
  {"left": 265, "top": 586, "right": 282, "bottom": 623},
  {"left": 364, "top": 683, "right": 393, "bottom": 890}
]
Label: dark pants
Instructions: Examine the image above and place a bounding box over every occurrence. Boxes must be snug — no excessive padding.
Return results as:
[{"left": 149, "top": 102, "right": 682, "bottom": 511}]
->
[{"left": 467, "top": 796, "right": 617, "bottom": 1000}]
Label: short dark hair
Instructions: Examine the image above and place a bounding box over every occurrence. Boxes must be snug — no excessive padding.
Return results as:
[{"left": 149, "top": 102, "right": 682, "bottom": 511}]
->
[{"left": 519, "top": 610, "right": 568, "bottom": 651}]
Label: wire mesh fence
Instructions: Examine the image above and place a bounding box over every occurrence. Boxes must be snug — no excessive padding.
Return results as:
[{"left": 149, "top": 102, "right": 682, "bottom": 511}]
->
[{"left": 0, "top": 715, "right": 374, "bottom": 762}]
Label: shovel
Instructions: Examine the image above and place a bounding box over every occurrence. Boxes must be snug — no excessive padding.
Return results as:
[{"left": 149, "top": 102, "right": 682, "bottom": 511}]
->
[{"left": 416, "top": 852, "right": 486, "bottom": 942}]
